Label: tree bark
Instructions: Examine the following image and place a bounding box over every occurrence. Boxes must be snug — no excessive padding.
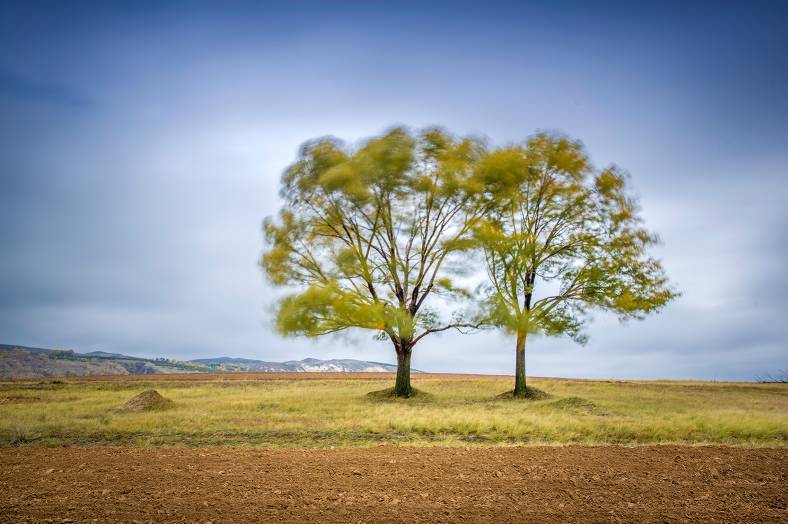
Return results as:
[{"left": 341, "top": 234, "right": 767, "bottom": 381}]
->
[
  {"left": 513, "top": 331, "right": 527, "bottom": 397},
  {"left": 393, "top": 342, "right": 413, "bottom": 397}
]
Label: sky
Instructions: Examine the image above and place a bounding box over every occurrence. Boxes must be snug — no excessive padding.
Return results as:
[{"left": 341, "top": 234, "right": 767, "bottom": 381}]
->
[{"left": 0, "top": 1, "right": 786, "bottom": 380}]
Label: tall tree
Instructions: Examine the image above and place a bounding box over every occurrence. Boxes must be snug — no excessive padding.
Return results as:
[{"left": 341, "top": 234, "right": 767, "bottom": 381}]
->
[
  {"left": 473, "top": 133, "right": 677, "bottom": 397},
  {"left": 262, "top": 128, "right": 486, "bottom": 397}
]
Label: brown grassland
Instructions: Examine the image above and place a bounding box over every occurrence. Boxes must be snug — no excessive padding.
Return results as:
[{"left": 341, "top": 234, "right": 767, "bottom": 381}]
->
[{"left": 1, "top": 372, "right": 785, "bottom": 447}]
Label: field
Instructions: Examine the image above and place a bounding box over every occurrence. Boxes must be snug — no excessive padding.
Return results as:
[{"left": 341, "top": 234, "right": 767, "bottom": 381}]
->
[
  {"left": 2, "top": 446, "right": 786, "bottom": 523},
  {"left": 1, "top": 373, "right": 786, "bottom": 447},
  {"left": 1, "top": 373, "right": 787, "bottom": 522}
]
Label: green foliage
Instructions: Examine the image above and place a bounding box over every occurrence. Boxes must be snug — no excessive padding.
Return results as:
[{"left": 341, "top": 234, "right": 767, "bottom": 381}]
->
[
  {"left": 262, "top": 127, "right": 676, "bottom": 393},
  {"left": 472, "top": 132, "right": 678, "bottom": 342},
  {"left": 262, "top": 127, "right": 489, "bottom": 349}
]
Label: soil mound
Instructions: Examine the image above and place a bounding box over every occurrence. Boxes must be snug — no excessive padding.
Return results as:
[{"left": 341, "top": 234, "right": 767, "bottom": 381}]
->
[
  {"left": 496, "top": 387, "right": 551, "bottom": 400},
  {"left": 367, "top": 387, "right": 432, "bottom": 401},
  {"left": 549, "top": 396, "right": 605, "bottom": 414},
  {"left": 114, "top": 389, "right": 173, "bottom": 413}
]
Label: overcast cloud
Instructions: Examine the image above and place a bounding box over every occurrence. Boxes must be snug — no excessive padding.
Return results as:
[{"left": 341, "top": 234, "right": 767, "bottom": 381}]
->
[{"left": 1, "top": 1, "right": 786, "bottom": 380}]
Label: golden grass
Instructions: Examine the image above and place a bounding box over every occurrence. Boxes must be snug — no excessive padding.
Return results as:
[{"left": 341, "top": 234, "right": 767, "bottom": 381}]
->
[{"left": 0, "top": 375, "right": 785, "bottom": 447}]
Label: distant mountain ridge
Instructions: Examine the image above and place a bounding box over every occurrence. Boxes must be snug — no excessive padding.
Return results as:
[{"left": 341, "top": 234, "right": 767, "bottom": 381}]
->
[
  {"left": 190, "top": 356, "right": 401, "bottom": 372},
  {"left": 0, "top": 344, "right": 54, "bottom": 355},
  {"left": 0, "top": 344, "right": 406, "bottom": 379}
]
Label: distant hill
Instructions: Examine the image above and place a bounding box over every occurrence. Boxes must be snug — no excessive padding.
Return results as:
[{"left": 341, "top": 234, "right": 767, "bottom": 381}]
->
[
  {"left": 0, "top": 344, "right": 213, "bottom": 379},
  {"left": 0, "top": 344, "right": 54, "bottom": 355},
  {"left": 190, "top": 356, "right": 401, "bottom": 372},
  {"left": 0, "top": 344, "right": 406, "bottom": 379}
]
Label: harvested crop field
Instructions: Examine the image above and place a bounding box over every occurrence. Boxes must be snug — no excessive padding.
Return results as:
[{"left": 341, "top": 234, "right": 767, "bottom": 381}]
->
[{"left": 1, "top": 446, "right": 786, "bottom": 523}]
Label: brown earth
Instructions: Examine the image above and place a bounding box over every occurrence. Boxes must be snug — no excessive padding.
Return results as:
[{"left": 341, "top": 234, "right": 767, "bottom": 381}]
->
[
  {"left": 113, "top": 389, "right": 173, "bottom": 413},
  {"left": 1, "top": 446, "right": 785, "bottom": 523}
]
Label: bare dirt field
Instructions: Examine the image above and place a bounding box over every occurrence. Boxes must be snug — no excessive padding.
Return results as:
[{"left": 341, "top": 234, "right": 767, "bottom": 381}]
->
[{"left": 1, "top": 446, "right": 786, "bottom": 523}]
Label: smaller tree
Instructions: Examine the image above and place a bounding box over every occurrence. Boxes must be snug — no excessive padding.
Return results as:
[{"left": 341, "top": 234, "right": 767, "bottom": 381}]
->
[{"left": 473, "top": 133, "right": 677, "bottom": 397}]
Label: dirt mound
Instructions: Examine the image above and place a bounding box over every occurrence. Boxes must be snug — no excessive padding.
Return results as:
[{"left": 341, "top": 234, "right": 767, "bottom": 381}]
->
[
  {"left": 549, "top": 396, "right": 603, "bottom": 414},
  {"left": 366, "top": 387, "right": 432, "bottom": 401},
  {"left": 495, "top": 387, "right": 551, "bottom": 400},
  {"left": 114, "top": 389, "right": 173, "bottom": 413}
]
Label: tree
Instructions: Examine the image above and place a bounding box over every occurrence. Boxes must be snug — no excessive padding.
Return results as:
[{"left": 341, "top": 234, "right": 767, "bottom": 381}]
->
[
  {"left": 261, "top": 128, "right": 487, "bottom": 397},
  {"left": 473, "top": 133, "right": 677, "bottom": 397}
]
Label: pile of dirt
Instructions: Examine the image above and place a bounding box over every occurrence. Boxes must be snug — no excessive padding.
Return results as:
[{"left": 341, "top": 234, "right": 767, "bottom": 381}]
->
[
  {"left": 496, "top": 387, "right": 551, "bottom": 400},
  {"left": 549, "top": 396, "right": 603, "bottom": 414},
  {"left": 366, "top": 387, "right": 432, "bottom": 401},
  {"left": 113, "top": 389, "right": 173, "bottom": 413}
]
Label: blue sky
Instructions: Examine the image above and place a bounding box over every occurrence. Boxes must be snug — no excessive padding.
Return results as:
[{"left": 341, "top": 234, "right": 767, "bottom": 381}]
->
[{"left": 1, "top": 1, "right": 786, "bottom": 379}]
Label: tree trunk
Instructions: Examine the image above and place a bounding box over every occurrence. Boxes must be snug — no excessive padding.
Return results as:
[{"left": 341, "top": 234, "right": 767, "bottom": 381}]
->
[
  {"left": 393, "top": 344, "right": 413, "bottom": 398},
  {"left": 513, "top": 331, "right": 527, "bottom": 397}
]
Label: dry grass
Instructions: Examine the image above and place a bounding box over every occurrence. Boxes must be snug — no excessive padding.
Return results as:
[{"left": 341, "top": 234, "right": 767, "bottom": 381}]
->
[{"left": 0, "top": 374, "right": 785, "bottom": 447}]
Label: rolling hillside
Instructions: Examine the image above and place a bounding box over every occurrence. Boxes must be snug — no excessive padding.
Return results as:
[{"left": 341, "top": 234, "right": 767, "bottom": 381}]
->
[
  {"left": 190, "top": 356, "right": 399, "bottom": 372},
  {"left": 0, "top": 344, "right": 403, "bottom": 378}
]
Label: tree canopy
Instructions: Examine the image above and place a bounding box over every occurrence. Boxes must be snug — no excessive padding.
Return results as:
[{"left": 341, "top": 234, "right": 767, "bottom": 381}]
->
[
  {"left": 262, "top": 128, "right": 676, "bottom": 398},
  {"left": 472, "top": 133, "right": 677, "bottom": 396}
]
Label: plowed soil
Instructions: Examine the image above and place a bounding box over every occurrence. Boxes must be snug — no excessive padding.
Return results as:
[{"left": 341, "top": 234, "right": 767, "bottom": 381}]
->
[{"left": 1, "top": 446, "right": 785, "bottom": 523}]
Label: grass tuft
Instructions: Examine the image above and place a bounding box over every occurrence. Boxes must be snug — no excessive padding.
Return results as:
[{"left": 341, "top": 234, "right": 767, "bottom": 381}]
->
[{"left": 9, "top": 426, "right": 37, "bottom": 446}]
